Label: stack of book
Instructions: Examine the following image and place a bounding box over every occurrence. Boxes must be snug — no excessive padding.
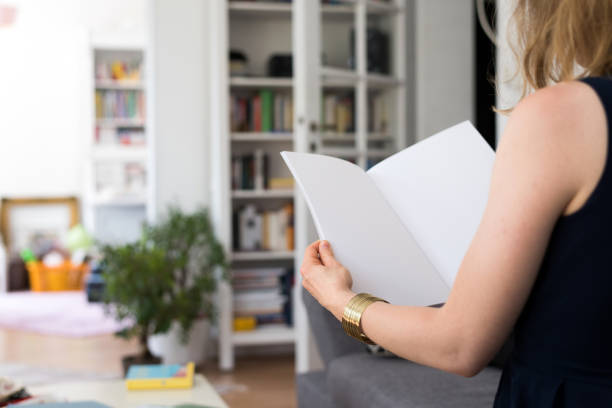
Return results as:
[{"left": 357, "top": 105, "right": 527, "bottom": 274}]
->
[
  {"left": 95, "top": 90, "right": 145, "bottom": 120},
  {"left": 233, "top": 267, "right": 294, "bottom": 330},
  {"left": 96, "top": 128, "right": 145, "bottom": 145},
  {"left": 230, "top": 91, "right": 293, "bottom": 132},
  {"left": 232, "top": 203, "right": 294, "bottom": 252},
  {"left": 117, "top": 128, "right": 146, "bottom": 145},
  {"left": 322, "top": 92, "right": 355, "bottom": 133}
]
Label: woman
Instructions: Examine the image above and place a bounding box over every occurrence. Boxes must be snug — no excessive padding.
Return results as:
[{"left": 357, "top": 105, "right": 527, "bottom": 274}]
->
[{"left": 300, "top": 0, "right": 612, "bottom": 406}]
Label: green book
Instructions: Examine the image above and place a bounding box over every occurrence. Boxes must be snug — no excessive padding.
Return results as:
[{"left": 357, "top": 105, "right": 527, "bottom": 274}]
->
[{"left": 260, "top": 90, "right": 274, "bottom": 132}]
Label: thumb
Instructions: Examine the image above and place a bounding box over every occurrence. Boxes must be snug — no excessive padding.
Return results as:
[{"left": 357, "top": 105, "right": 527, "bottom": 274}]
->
[{"left": 318, "top": 240, "right": 339, "bottom": 266}]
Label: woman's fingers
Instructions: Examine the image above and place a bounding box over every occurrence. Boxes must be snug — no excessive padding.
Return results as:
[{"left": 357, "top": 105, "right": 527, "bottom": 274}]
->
[
  {"left": 318, "top": 240, "right": 339, "bottom": 267},
  {"left": 301, "top": 240, "right": 322, "bottom": 276}
]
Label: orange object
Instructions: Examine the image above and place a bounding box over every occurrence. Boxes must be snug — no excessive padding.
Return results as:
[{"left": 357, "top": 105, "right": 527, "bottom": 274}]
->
[{"left": 26, "top": 261, "right": 89, "bottom": 292}]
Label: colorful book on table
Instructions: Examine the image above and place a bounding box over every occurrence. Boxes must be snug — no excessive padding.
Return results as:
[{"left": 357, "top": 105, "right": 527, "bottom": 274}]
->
[{"left": 125, "top": 362, "right": 195, "bottom": 390}]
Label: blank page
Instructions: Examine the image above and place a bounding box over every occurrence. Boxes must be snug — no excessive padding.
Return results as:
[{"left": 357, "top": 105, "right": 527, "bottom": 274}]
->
[
  {"left": 282, "top": 152, "right": 449, "bottom": 306},
  {"left": 367, "top": 122, "right": 495, "bottom": 287}
]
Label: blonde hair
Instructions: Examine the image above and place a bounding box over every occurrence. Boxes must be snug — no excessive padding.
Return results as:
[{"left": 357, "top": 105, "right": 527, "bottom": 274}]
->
[{"left": 509, "top": 0, "right": 612, "bottom": 99}]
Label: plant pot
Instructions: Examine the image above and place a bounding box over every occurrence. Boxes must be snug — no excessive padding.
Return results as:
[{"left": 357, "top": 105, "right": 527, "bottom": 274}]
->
[
  {"left": 122, "top": 353, "right": 161, "bottom": 377},
  {"left": 147, "top": 318, "right": 210, "bottom": 365}
]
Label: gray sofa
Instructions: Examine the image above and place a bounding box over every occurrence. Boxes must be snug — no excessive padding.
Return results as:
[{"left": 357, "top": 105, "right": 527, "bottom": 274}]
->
[{"left": 296, "top": 290, "right": 504, "bottom": 407}]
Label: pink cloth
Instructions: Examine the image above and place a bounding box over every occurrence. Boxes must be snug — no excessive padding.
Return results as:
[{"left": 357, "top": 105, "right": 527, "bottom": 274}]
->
[{"left": 0, "top": 291, "right": 131, "bottom": 337}]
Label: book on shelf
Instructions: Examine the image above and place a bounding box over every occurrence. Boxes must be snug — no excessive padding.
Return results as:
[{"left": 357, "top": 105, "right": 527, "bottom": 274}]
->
[
  {"left": 231, "top": 91, "right": 293, "bottom": 132},
  {"left": 268, "top": 177, "right": 294, "bottom": 190},
  {"left": 322, "top": 92, "right": 354, "bottom": 133},
  {"left": 254, "top": 149, "right": 267, "bottom": 190},
  {"left": 231, "top": 149, "right": 269, "bottom": 190},
  {"left": 233, "top": 203, "right": 294, "bottom": 252},
  {"left": 369, "top": 92, "right": 389, "bottom": 133},
  {"left": 234, "top": 289, "right": 287, "bottom": 315},
  {"left": 234, "top": 316, "right": 256, "bottom": 331},
  {"left": 261, "top": 90, "right": 273, "bottom": 132},
  {"left": 95, "top": 90, "right": 145, "bottom": 120},
  {"left": 232, "top": 267, "right": 294, "bottom": 330},
  {"left": 281, "top": 121, "right": 495, "bottom": 306},
  {"left": 253, "top": 94, "right": 262, "bottom": 131}
]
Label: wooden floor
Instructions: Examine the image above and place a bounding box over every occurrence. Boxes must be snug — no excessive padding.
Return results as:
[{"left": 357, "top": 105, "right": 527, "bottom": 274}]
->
[{"left": 0, "top": 328, "right": 296, "bottom": 408}]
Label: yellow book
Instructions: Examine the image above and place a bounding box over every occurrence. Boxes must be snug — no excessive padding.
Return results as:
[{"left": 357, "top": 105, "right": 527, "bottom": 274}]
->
[
  {"left": 95, "top": 91, "right": 103, "bottom": 118},
  {"left": 268, "top": 177, "right": 294, "bottom": 189},
  {"left": 234, "top": 316, "right": 257, "bottom": 331},
  {"left": 125, "top": 362, "right": 194, "bottom": 390}
]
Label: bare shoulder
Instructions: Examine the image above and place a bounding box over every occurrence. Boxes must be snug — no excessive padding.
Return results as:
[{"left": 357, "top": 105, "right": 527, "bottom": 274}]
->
[
  {"left": 506, "top": 81, "right": 604, "bottom": 144},
  {"left": 499, "top": 80, "right": 607, "bottom": 214},
  {"left": 518, "top": 80, "right": 599, "bottom": 111}
]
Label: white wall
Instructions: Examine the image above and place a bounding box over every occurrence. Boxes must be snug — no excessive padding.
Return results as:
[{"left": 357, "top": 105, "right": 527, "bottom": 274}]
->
[
  {"left": 148, "top": 0, "right": 210, "bottom": 216},
  {"left": 0, "top": 2, "right": 86, "bottom": 198},
  {"left": 415, "top": 0, "right": 474, "bottom": 141},
  {"left": 0, "top": 0, "right": 146, "bottom": 200}
]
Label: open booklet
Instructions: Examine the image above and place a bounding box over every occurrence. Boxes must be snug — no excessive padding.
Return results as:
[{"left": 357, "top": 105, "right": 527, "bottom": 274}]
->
[{"left": 281, "top": 121, "right": 495, "bottom": 306}]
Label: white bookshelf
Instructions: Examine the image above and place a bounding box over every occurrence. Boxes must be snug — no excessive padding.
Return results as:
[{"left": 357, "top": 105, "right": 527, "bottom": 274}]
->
[
  {"left": 210, "top": 0, "right": 298, "bottom": 372},
  {"left": 84, "top": 47, "right": 150, "bottom": 244},
  {"left": 210, "top": 0, "right": 406, "bottom": 372}
]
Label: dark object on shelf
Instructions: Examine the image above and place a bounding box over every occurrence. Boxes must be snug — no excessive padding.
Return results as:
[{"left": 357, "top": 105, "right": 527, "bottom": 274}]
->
[
  {"left": 230, "top": 49, "right": 248, "bottom": 76},
  {"left": 86, "top": 261, "right": 106, "bottom": 302},
  {"left": 267, "top": 54, "right": 293, "bottom": 77},
  {"left": 280, "top": 268, "right": 295, "bottom": 326},
  {"left": 350, "top": 27, "right": 390, "bottom": 74},
  {"left": 8, "top": 256, "right": 29, "bottom": 291}
]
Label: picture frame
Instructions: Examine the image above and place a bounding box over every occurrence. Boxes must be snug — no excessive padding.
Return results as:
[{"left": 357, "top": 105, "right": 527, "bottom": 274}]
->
[{"left": 0, "top": 197, "right": 79, "bottom": 254}]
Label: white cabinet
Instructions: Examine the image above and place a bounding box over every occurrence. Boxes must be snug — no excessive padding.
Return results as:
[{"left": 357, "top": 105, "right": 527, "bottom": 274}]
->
[{"left": 209, "top": 0, "right": 407, "bottom": 372}]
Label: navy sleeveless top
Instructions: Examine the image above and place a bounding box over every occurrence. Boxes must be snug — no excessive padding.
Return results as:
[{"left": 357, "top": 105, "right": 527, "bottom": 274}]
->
[{"left": 494, "top": 77, "right": 612, "bottom": 407}]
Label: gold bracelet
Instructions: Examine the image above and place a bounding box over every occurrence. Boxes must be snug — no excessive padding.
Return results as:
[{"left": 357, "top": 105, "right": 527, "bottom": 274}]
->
[{"left": 341, "top": 293, "right": 388, "bottom": 345}]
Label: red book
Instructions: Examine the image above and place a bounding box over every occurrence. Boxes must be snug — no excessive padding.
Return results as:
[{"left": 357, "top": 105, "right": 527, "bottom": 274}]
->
[{"left": 253, "top": 95, "right": 262, "bottom": 132}]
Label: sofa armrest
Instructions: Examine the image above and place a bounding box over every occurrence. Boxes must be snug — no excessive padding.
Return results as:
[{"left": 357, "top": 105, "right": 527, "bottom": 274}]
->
[{"left": 302, "top": 288, "right": 364, "bottom": 367}]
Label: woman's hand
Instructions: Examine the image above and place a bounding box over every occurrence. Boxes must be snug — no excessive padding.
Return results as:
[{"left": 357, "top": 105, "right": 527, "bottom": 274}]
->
[{"left": 300, "top": 240, "right": 355, "bottom": 321}]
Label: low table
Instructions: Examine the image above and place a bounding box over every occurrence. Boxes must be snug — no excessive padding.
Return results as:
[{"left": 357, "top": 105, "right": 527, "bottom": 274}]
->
[{"left": 30, "top": 374, "right": 228, "bottom": 408}]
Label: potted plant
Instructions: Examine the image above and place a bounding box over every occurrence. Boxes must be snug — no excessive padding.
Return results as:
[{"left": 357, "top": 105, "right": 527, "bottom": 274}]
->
[{"left": 101, "top": 207, "right": 227, "bottom": 373}]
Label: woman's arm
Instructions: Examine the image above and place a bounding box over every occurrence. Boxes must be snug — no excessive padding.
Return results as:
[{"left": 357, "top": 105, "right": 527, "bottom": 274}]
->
[{"left": 300, "top": 81, "right": 607, "bottom": 377}]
